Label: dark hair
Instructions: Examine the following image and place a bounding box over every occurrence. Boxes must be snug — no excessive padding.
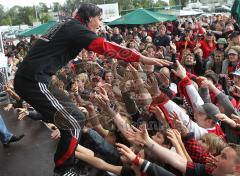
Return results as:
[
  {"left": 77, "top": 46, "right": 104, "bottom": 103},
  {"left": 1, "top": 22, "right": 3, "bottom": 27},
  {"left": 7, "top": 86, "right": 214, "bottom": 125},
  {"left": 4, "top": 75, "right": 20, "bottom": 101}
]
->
[
  {"left": 77, "top": 3, "right": 102, "bottom": 24},
  {"left": 102, "top": 70, "right": 113, "bottom": 80}
]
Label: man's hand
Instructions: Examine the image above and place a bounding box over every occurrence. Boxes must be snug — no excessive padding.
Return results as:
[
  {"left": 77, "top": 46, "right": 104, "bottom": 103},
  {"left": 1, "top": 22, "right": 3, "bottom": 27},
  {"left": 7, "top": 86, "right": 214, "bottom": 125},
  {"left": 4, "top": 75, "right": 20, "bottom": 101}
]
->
[{"left": 140, "top": 55, "right": 172, "bottom": 67}]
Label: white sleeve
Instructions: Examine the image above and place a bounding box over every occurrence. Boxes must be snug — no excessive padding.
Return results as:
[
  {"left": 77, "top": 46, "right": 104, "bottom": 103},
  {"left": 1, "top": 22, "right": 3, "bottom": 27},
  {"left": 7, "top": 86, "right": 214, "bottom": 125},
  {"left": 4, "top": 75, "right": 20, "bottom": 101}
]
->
[
  {"left": 185, "top": 84, "right": 204, "bottom": 109},
  {"left": 164, "top": 100, "right": 207, "bottom": 139}
]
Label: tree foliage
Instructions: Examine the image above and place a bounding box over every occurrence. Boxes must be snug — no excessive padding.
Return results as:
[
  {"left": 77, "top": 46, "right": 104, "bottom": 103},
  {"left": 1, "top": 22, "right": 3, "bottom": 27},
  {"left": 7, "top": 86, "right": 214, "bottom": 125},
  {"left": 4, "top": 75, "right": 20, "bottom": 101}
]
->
[{"left": 0, "top": 0, "right": 178, "bottom": 25}]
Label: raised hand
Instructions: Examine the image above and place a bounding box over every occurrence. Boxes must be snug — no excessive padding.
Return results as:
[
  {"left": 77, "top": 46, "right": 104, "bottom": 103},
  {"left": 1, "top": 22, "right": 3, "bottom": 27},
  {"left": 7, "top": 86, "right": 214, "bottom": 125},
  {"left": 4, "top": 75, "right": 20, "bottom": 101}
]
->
[
  {"left": 145, "top": 73, "right": 160, "bottom": 96},
  {"left": 172, "top": 129, "right": 182, "bottom": 142},
  {"left": 125, "top": 123, "right": 151, "bottom": 146},
  {"left": 95, "top": 86, "right": 109, "bottom": 101},
  {"left": 90, "top": 89, "right": 116, "bottom": 117},
  {"left": 116, "top": 143, "right": 137, "bottom": 162},
  {"left": 166, "top": 129, "right": 179, "bottom": 147},
  {"left": 216, "top": 113, "right": 236, "bottom": 128},
  {"left": 171, "top": 60, "right": 187, "bottom": 80},
  {"left": 149, "top": 106, "right": 168, "bottom": 127},
  {"left": 128, "top": 64, "right": 140, "bottom": 80},
  {"left": 170, "top": 41, "right": 177, "bottom": 54},
  {"left": 231, "top": 114, "right": 240, "bottom": 125},
  {"left": 170, "top": 111, "right": 189, "bottom": 137},
  {"left": 140, "top": 55, "right": 172, "bottom": 67}
]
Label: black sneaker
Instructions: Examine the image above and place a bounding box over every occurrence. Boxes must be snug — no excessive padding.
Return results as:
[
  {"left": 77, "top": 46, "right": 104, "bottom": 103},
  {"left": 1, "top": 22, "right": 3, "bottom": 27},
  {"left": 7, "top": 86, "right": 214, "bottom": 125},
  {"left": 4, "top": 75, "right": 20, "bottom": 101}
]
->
[
  {"left": 54, "top": 167, "right": 79, "bottom": 176},
  {"left": 3, "top": 134, "right": 25, "bottom": 147}
]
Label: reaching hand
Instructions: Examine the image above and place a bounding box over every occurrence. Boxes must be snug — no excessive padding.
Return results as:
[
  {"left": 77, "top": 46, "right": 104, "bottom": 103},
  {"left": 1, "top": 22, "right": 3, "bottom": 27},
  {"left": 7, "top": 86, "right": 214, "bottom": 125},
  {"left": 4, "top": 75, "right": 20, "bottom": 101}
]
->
[
  {"left": 166, "top": 129, "right": 179, "bottom": 147},
  {"left": 145, "top": 73, "right": 160, "bottom": 96},
  {"left": 83, "top": 101, "right": 96, "bottom": 117},
  {"left": 140, "top": 55, "right": 172, "bottom": 67},
  {"left": 126, "top": 123, "right": 151, "bottom": 146},
  {"left": 16, "top": 108, "right": 29, "bottom": 120},
  {"left": 116, "top": 143, "right": 137, "bottom": 162},
  {"left": 128, "top": 64, "right": 140, "bottom": 80},
  {"left": 172, "top": 129, "right": 184, "bottom": 145},
  {"left": 231, "top": 114, "right": 240, "bottom": 125},
  {"left": 95, "top": 86, "right": 109, "bottom": 101},
  {"left": 90, "top": 90, "right": 116, "bottom": 117},
  {"left": 149, "top": 106, "right": 168, "bottom": 127},
  {"left": 170, "top": 41, "right": 177, "bottom": 54},
  {"left": 170, "top": 111, "right": 189, "bottom": 137},
  {"left": 171, "top": 60, "right": 187, "bottom": 80},
  {"left": 216, "top": 113, "right": 236, "bottom": 128}
]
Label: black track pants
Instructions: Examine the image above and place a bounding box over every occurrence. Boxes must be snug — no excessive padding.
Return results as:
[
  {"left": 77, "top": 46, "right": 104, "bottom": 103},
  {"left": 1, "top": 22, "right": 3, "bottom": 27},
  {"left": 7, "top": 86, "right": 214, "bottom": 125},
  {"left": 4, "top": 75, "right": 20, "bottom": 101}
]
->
[{"left": 14, "top": 75, "right": 86, "bottom": 171}]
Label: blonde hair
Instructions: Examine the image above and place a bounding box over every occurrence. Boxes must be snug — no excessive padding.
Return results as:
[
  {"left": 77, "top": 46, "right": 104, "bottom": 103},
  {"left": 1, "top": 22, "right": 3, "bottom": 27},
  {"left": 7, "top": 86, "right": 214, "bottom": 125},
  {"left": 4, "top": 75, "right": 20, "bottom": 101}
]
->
[
  {"left": 76, "top": 73, "right": 89, "bottom": 84},
  {"left": 49, "top": 75, "right": 65, "bottom": 90},
  {"left": 201, "top": 133, "right": 227, "bottom": 155}
]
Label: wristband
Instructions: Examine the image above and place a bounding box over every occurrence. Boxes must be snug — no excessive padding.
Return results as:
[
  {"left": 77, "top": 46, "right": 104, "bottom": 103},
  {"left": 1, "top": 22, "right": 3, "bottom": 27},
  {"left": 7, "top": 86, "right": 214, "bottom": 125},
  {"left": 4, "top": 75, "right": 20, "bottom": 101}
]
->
[{"left": 132, "top": 153, "right": 141, "bottom": 166}]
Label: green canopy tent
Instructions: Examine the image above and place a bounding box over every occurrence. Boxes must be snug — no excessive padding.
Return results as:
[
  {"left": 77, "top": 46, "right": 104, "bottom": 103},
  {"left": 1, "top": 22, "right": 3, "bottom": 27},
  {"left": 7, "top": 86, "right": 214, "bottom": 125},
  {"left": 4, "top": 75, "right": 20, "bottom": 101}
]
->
[
  {"left": 108, "top": 8, "right": 176, "bottom": 25},
  {"left": 231, "top": 0, "right": 240, "bottom": 25},
  {"left": 18, "top": 21, "right": 57, "bottom": 37}
]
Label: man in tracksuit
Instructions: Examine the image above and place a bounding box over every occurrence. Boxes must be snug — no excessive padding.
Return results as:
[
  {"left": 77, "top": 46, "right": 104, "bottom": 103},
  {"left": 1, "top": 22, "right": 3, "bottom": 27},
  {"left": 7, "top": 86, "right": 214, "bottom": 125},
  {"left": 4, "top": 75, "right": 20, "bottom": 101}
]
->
[{"left": 14, "top": 3, "right": 171, "bottom": 176}]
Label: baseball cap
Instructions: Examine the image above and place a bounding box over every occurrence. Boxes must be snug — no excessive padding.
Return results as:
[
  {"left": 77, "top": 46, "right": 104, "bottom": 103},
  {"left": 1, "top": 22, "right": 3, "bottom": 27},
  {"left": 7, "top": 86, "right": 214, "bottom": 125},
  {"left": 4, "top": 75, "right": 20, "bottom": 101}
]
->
[
  {"left": 228, "top": 48, "right": 238, "bottom": 55},
  {"left": 216, "top": 38, "right": 227, "bottom": 45},
  {"left": 231, "top": 69, "right": 240, "bottom": 77},
  {"left": 196, "top": 103, "right": 220, "bottom": 123}
]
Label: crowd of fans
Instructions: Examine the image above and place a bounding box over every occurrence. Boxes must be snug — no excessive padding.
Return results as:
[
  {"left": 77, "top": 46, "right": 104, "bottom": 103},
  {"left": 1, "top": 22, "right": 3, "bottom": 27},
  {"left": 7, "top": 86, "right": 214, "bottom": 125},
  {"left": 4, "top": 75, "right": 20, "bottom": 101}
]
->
[{"left": 2, "top": 13, "right": 240, "bottom": 176}]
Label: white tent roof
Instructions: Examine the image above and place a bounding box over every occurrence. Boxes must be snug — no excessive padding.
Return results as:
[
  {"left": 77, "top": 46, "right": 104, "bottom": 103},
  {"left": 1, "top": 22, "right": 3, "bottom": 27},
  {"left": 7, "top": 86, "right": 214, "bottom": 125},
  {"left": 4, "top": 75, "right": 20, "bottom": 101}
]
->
[
  {"left": 103, "top": 16, "right": 121, "bottom": 23},
  {"left": 179, "top": 9, "right": 204, "bottom": 16}
]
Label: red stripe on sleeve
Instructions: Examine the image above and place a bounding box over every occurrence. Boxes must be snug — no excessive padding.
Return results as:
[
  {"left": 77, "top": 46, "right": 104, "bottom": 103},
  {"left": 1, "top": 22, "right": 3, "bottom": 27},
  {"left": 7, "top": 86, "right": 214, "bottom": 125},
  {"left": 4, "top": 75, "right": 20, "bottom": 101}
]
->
[
  {"left": 87, "top": 37, "right": 141, "bottom": 62},
  {"left": 55, "top": 137, "right": 78, "bottom": 167}
]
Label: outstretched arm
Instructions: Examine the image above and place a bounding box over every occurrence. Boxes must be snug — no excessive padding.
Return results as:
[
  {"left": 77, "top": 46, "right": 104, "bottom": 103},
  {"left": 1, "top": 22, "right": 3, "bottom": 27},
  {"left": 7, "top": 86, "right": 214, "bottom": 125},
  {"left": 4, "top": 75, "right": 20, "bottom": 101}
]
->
[
  {"left": 75, "top": 150, "right": 122, "bottom": 175},
  {"left": 87, "top": 37, "right": 172, "bottom": 66},
  {"left": 126, "top": 124, "right": 188, "bottom": 174}
]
